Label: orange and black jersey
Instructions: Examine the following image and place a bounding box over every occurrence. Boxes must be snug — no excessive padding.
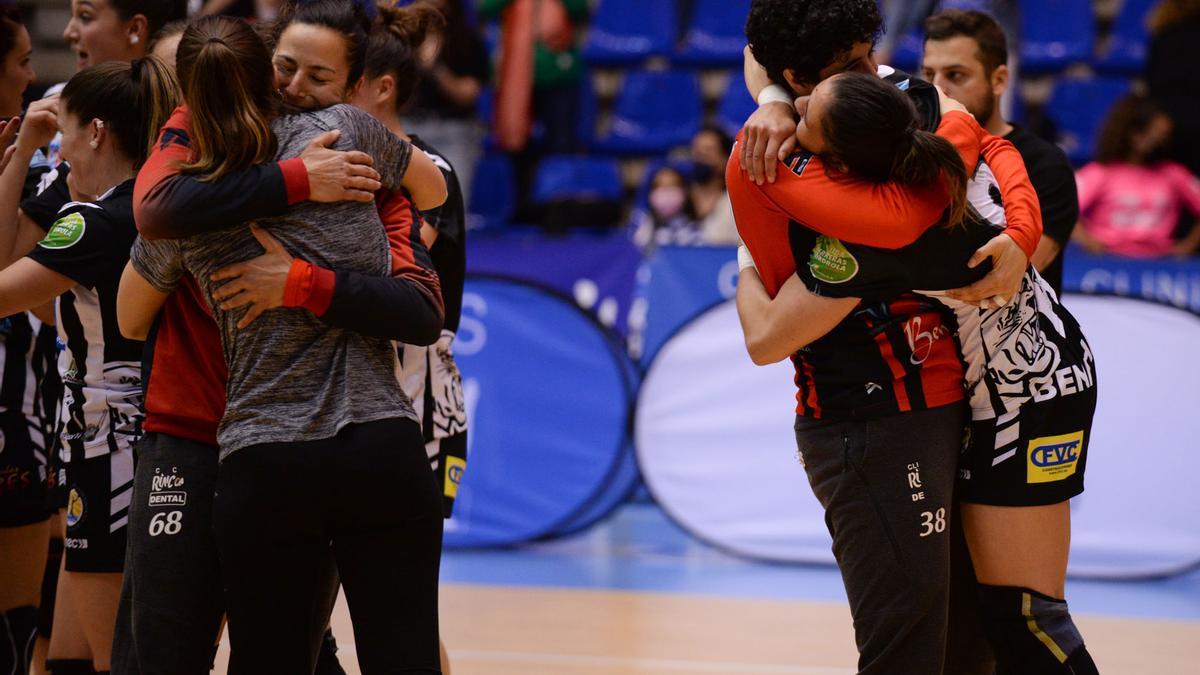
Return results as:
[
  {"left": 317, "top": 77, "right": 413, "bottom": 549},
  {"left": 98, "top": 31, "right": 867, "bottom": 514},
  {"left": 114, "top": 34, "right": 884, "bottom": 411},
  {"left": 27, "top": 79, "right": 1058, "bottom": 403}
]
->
[
  {"left": 786, "top": 225, "right": 966, "bottom": 419},
  {"left": 728, "top": 72, "right": 1044, "bottom": 420}
]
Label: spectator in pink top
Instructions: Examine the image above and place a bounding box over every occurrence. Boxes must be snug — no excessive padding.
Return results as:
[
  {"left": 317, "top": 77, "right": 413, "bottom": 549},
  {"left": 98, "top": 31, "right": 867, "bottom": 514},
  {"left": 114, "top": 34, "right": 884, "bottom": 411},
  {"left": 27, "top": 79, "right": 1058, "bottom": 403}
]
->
[{"left": 1074, "top": 94, "right": 1200, "bottom": 258}]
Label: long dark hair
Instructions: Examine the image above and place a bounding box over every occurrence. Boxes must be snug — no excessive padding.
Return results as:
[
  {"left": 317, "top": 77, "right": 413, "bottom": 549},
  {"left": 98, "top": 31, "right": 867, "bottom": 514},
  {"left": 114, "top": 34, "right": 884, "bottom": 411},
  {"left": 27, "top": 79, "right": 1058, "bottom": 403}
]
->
[
  {"left": 1094, "top": 94, "right": 1167, "bottom": 164},
  {"left": 60, "top": 56, "right": 180, "bottom": 167},
  {"left": 364, "top": 1, "right": 445, "bottom": 112},
  {"left": 175, "top": 16, "right": 278, "bottom": 181},
  {"left": 278, "top": 0, "right": 373, "bottom": 87},
  {"left": 820, "top": 72, "right": 969, "bottom": 228}
]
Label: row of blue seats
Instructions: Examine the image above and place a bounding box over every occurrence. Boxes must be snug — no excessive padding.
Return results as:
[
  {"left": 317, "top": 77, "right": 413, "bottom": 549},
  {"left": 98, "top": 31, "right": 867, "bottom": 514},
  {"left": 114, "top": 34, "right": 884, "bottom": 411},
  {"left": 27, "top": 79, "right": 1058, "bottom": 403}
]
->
[
  {"left": 891, "top": 0, "right": 1157, "bottom": 74},
  {"left": 476, "top": 69, "right": 757, "bottom": 155},
  {"left": 477, "top": 65, "right": 1129, "bottom": 162},
  {"left": 581, "top": 0, "right": 1156, "bottom": 74},
  {"left": 467, "top": 155, "right": 620, "bottom": 232},
  {"left": 467, "top": 74, "right": 1133, "bottom": 230},
  {"left": 583, "top": 0, "right": 748, "bottom": 67}
]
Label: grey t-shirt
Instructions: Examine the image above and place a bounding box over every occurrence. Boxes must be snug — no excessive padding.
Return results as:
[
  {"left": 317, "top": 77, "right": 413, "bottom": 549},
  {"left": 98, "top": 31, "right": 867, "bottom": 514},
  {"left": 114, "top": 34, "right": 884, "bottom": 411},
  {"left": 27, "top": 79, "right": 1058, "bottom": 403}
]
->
[{"left": 132, "top": 104, "right": 417, "bottom": 458}]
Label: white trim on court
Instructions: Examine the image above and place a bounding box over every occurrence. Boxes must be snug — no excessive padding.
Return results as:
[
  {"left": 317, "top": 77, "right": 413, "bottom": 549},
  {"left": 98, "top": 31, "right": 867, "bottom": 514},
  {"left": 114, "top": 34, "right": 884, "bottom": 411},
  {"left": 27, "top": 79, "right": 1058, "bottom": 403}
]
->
[{"left": 446, "top": 648, "right": 856, "bottom": 674}]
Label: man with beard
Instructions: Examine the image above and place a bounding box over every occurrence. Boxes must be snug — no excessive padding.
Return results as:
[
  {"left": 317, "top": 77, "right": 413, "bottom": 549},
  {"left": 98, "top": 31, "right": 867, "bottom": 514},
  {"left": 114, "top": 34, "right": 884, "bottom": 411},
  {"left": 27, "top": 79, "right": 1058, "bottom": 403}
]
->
[{"left": 921, "top": 9, "right": 1079, "bottom": 295}]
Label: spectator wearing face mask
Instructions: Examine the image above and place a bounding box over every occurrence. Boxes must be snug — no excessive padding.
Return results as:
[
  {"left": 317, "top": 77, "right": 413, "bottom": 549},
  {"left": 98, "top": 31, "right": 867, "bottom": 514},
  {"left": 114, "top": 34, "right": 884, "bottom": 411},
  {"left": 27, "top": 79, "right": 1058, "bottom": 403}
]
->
[
  {"left": 1073, "top": 94, "right": 1200, "bottom": 258},
  {"left": 689, "top": 125, "right": 739, "bottom": 245},
  {"left": 630, "top": 166, "right": 702, "bottom": 250}
]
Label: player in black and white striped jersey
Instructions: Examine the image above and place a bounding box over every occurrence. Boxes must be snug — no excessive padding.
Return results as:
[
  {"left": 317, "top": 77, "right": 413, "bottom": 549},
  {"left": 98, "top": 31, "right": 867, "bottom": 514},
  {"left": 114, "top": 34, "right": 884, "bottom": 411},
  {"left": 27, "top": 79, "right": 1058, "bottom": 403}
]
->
[
  {"left": 0, "top": 56, "right": 178, "bottom": 674},
  {"left": 352, "top": 9, "right": 469, "bottom": 673},
  {"left": 0, "top": 309, "right": 62, "bottom": 675}
]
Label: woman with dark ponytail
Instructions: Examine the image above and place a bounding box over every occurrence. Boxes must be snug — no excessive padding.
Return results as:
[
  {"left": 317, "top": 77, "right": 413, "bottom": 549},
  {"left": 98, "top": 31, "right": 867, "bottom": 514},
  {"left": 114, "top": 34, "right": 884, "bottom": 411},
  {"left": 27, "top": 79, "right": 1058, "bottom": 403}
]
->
[
  {"left": 799, "top": 72, "right": 970, "bottom": 229},
  {"left": 0, "top": 55, "right": 179, "bottom": 675},
  {"left": 737, "top": 71, "right": 1101, "bottom": 675}
]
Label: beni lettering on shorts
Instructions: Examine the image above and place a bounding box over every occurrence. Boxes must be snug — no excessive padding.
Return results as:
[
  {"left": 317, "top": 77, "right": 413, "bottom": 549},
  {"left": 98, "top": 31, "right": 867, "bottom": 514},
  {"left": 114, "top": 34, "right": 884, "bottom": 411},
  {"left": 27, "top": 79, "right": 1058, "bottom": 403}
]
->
[{"left": 1026, "top": 431, "right": 1084, "bottom": 484}]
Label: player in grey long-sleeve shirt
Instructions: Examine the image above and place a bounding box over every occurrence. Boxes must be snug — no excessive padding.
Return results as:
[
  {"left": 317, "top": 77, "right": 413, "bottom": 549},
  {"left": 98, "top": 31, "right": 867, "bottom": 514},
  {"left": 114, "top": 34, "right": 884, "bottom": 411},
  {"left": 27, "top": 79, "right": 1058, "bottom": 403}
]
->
[{"left": 131, "top": 104, "right": 423, "bottom": 458}]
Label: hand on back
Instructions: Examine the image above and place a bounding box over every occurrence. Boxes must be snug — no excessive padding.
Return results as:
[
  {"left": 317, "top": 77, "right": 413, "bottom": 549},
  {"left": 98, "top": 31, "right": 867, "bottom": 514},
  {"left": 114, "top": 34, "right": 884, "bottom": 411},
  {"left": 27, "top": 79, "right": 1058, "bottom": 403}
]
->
[{"left": 300, "top": 129, "right": 383, "bottom": 204}]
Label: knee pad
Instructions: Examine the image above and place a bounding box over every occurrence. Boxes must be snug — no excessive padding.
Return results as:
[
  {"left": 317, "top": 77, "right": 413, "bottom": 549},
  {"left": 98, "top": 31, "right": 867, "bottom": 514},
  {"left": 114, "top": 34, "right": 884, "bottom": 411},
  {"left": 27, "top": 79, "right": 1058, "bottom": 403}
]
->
[
  {"left": 976, "top": 584, "right": 1098, "bottom": 675},
  {"left": 1, "top": 606, "right": 38, "bottom": 675},
  {"left": 44, "top": 659, "right": 98, "bottom": 674},
  {"left": 38, "top": 537, "right": 64, "bottom": 638}
]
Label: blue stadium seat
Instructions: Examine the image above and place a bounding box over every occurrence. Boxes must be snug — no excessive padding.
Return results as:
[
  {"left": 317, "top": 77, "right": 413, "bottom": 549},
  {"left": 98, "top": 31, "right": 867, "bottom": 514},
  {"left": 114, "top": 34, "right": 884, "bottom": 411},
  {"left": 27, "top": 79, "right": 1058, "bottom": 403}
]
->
[
  {"left": 468, "top": 154, "right": 516, "bottom": 230},
  {"left": 1020, "top": 0, "right": 1095, "bottom": 72},
  {"left": 595, "top": 69, "right": 703, "bottom": 154},
  {"left": 583, "top": 0, "right": 677, "bottom": 65},
  {"left": 1045, "top": 76, "right": 1131, "bottom": 164},
  {"left": 532, "top": 156, "right": 624, "bottom": 205},
  {"left": 715, "top": 77, "right": 758, "bottom": 138},
  {"left": 1095, "top": 0, "right": 1157, "bottom": 74},
  {"left": 674, "top": 0, "right": 751, "bottom": 67}
]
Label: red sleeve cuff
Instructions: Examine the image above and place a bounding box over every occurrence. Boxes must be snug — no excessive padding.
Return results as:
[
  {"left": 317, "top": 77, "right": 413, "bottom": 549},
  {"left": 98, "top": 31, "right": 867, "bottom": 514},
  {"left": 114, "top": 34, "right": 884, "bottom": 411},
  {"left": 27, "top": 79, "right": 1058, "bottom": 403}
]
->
[
  {"left": 304, "top": 266, "right": 336, "bottom": 316},
  {"left": 279, "top": 157, "right": 310, "bottom": 205},
  {"left": 283, "top": 259, "right": 336, "bottom": 316}
]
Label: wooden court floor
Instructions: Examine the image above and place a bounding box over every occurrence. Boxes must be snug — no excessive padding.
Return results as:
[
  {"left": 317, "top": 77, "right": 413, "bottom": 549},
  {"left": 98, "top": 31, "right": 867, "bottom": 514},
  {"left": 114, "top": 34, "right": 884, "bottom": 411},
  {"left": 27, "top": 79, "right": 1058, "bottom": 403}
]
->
[{"left": 213, "top": 583, "right": 1200, "bottom": 674}]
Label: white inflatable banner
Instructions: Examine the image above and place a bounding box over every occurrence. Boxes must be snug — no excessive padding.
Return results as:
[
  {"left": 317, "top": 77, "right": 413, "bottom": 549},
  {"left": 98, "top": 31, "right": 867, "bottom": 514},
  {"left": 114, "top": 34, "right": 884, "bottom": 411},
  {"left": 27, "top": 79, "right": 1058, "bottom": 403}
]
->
[{"left": 636, "top": 295, "right": 1200, "bottom": 578}]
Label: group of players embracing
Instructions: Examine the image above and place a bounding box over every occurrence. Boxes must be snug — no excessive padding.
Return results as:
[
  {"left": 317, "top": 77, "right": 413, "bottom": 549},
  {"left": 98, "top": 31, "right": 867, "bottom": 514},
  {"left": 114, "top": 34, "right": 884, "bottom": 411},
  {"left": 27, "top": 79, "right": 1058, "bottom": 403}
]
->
[{"left": 0, "top": 1, "right": 468, "bottom": 674}]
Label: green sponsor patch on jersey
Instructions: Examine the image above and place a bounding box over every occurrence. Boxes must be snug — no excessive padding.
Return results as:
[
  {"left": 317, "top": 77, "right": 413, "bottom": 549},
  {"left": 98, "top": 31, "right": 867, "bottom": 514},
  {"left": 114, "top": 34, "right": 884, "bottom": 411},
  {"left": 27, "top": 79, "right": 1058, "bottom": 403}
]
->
[
  {"left": 808, "top": 236, "right": 859, "bottom": 284},
  {"left": 39, "top": 212, "right": 87, "bottom": 250}
]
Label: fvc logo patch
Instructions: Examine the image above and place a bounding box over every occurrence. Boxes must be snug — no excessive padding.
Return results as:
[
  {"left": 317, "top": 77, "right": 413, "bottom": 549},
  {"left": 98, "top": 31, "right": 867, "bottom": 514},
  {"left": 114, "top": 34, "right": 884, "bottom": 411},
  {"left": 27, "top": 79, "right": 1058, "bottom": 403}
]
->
[
  {"left": 1027, "top": 431, "right": 1084, "bottom": 484},
  {"left": 40, "top": 212, "right": 87, "bottom": 250},
  {"left": 66, "top": 488, "right": 85, "bottom": 528},
  {"left": 444, "top": 456, "right": 466, "bottom": 499},
  {"left": 809, "top": 236, "right": 859, "bottom": 284}
]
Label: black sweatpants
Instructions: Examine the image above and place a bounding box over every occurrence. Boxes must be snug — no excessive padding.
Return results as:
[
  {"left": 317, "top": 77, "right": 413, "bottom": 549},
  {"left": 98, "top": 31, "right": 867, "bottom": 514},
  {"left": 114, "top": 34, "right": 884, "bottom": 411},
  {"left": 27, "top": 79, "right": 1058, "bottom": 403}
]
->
[
  {"left": 213, "top": 418, "right": 443, "bottom": 675},
  {"left": 111, "top": 433, "right": 226, "bottom": 675},
  {"left": 795, "top": 403, "right": 966, "bottom": 675}
]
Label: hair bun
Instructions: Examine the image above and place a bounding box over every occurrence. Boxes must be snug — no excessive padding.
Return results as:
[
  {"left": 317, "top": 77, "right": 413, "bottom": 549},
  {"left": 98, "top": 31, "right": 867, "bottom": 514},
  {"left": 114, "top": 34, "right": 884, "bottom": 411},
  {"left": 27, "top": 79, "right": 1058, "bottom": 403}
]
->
[{"left": 375, "top": 0, "right": 445, "bottom": 45}]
